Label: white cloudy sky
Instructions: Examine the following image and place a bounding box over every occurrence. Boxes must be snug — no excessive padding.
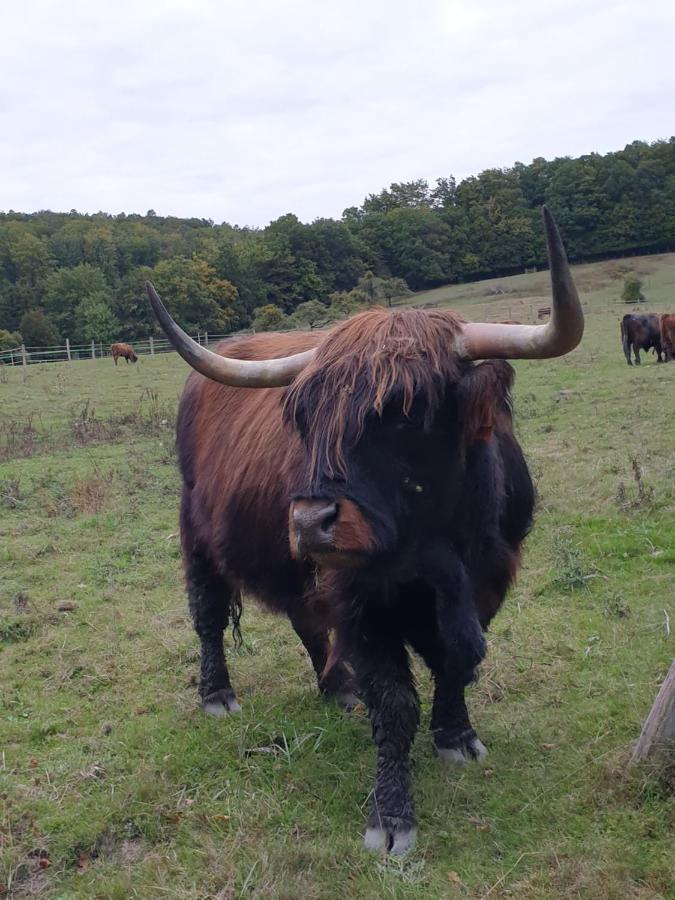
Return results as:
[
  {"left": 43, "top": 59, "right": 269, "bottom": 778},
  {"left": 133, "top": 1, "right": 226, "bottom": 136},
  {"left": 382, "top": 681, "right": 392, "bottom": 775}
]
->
[{"left": 1, "top": 0, "right": 673, "bottom": 227}]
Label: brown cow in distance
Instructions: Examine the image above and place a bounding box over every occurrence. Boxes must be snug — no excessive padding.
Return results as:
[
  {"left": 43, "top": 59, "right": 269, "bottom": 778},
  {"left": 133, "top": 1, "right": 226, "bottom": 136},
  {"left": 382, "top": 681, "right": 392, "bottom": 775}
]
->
[
  {"left": 620, "top": 314, "right": 663, "bottom": 365},
  {"left": 146, "top": 207, "right": 584, "bottom": 855},
  {"left": 111, "top": 342, "right": 138, "bottom": 365},
  {"left": 660, "top": 313, "right": 675, "bottom": 361}
]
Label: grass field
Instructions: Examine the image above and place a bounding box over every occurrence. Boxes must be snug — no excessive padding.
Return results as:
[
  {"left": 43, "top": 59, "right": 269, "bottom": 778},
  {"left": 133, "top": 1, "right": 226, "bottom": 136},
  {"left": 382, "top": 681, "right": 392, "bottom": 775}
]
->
[{"left": 1, "top": 254, "right": 674, "bottom": 899}]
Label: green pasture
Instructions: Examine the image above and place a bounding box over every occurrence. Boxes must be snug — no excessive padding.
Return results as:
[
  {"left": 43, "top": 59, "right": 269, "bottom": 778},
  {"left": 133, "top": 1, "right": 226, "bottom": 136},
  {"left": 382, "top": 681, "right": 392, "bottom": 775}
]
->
[{"left": 1, "top": 254, "right": 674, "bottom": 898}]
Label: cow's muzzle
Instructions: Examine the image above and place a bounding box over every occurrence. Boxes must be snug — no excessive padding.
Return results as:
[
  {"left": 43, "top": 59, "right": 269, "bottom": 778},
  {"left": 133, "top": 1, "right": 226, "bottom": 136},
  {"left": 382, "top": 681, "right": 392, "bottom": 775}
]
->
[{"left": 289, "top": 498, "right": 370, "bottom": 568}]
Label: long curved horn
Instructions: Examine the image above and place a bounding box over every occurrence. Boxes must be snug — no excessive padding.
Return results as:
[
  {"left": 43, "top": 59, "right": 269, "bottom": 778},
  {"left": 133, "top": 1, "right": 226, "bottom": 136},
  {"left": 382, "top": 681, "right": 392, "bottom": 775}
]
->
[
  {"left": 459, "top": 206, "right": 584, "bottom": 360},
  {"left": 146, "top": 282, "right": 316, "bottom": 387}
]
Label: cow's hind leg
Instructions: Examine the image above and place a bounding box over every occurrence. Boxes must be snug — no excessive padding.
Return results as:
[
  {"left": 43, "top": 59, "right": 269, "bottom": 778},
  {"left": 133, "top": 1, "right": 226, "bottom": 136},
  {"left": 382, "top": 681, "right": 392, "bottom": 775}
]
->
[
  {"left": 186, "top": 549, "right": 240, "bottom": 715},
  {"left": 287, "top": 604, "right": 358, "bottom": 709}
]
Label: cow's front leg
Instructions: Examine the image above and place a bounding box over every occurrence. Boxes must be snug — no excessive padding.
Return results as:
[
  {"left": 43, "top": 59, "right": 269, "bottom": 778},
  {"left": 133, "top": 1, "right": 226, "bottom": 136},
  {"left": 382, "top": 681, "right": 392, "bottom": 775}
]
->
[
  {"left": 433, "top": 593, "right": 488, "bottom": 764},
  {"left": 350, "top": 630, "right": 419, "bottom": 855},
  {"left": 422, "top": 549, "right": 489, "bottom": 764},
  {"left": 408, "top": 604, "right": 488, "bottom": 765}
]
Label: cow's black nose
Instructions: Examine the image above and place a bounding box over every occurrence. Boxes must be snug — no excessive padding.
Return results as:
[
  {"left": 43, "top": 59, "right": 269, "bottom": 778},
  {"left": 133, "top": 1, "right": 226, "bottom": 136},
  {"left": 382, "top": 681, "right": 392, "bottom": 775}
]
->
[{"left": 292, "top": 501, "right": 338, "bottom": 548}]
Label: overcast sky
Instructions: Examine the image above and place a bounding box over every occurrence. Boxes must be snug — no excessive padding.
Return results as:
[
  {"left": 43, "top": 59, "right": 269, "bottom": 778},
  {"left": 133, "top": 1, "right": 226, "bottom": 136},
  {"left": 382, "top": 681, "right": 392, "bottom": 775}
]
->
[{"left": 1, "top": 0, "right": 673, "bottom": 228}]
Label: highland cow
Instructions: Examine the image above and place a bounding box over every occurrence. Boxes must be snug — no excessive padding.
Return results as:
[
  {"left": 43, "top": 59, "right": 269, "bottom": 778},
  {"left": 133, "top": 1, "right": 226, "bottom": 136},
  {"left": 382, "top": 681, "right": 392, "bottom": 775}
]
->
[{"left": 146, "top": 207, "right": 584, "bottom": 854}]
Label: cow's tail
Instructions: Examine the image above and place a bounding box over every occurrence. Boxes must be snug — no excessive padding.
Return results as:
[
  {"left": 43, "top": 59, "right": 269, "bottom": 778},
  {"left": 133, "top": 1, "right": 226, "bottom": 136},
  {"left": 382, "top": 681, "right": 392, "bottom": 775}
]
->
[{"left": 230, "top": 591, "right": 243, "bottom": 648}]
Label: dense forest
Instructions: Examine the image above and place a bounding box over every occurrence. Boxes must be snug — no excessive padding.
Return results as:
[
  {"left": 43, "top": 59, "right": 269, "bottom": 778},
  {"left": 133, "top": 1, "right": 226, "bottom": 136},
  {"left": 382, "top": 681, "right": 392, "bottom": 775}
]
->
[{"left": 1, "top": 138, "right": 674, "bottom": 349}]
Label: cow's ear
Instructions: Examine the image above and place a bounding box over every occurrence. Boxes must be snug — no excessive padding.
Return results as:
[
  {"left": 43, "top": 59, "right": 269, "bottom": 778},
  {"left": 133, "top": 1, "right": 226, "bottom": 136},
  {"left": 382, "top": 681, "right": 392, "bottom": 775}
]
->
[{"left": 457, "top": 360, "right": 514, "bottom": 442}]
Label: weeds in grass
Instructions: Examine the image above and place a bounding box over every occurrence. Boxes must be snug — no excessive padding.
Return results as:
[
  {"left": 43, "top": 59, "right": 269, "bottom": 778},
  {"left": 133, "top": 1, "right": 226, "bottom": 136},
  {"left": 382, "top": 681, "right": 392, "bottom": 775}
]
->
[
  {"left": 0, "top": 477, "right": 24, "bottom": 509},
  {"left": 513, "top": 391, "right": 539, "bottom": 420},
  {"left": 1, "top": 391, "right": 176, "bottom": 461},
  {"left": 616, "top": 454, "right": 655, "bottom": 510},
  {"left": 0, "top": 414, "right": 44, "bottom": 461},
  {"left": 72, "top": 400, "right": 119, "bottom": 445},
  {"left": 602, "top": 592, "right": 631, "bottom": 619},
  {"left": 0, "top": 618, "right": 34, "bottom": 643},
  {"left": 112, "top": 388, "right": 176, "bottom": 437},
  {"left": 550, "top": 531, "right": 596, "bottom": 590}
]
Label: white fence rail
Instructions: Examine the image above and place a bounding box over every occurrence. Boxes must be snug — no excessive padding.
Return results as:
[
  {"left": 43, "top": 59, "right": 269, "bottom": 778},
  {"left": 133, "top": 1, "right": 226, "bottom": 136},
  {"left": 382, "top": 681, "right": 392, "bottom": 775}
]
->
[{"left": 0, "top": 333, "right": 233, "bottom": 367}]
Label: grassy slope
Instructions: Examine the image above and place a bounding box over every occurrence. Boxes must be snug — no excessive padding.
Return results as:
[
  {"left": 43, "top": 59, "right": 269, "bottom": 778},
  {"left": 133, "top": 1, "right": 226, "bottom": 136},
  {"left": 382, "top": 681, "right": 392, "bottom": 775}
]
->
[{"left": 1, "top": 254, "right": 674, "bottom": 899}]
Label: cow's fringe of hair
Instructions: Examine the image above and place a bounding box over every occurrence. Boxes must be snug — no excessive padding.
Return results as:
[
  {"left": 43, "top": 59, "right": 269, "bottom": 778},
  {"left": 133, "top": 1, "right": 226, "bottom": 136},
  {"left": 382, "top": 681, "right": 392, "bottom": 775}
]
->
[{"left": 285, "top": 308, "right": 466, "bottom": 484}]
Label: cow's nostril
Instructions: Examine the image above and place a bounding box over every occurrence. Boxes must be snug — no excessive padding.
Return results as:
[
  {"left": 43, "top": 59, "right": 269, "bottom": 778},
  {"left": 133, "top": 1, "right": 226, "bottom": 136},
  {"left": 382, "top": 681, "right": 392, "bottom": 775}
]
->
[
  {"left": 292, "top": 501, "right": 338, "bottom": 545},
  {"left": 319, "top": 503, "right": 338, "bottom": 533}
]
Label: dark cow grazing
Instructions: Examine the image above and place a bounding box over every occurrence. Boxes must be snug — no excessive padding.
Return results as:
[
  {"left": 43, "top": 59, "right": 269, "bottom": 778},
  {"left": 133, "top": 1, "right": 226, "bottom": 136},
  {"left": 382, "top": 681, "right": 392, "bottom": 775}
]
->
[
  {"left": 146, "top": 207, "right": 583, "bottom": 854},
  {"left": 620, "top": 314, "right": 663, "bottom": 365},
  {"left": 660, "top": 313, "right": 675, "bottom": 361},
  {"left": 111, "top": 342, "right": 138, "bottom": 364}
]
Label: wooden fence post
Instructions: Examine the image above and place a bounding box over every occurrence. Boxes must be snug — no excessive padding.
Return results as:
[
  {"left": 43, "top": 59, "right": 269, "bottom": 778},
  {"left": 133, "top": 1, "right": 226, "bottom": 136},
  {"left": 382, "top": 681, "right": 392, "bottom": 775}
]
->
[
  {"left": 204, "top": 331, "right": 208, "bottom": 347},
  {"left": 91, "top": 340, "right": 95, "bottom": 359},
  {"left": 66, "top": 338, "right": 71, "bottom": 362},
  {"left": 21, "top": 344, "right": 28, "bottom": 375},
  {"left": 630, "top": 661, "right": 675, "bottom": 767},
  {"left": 149, "top": 336, "right": 155, "bottom": 357}
]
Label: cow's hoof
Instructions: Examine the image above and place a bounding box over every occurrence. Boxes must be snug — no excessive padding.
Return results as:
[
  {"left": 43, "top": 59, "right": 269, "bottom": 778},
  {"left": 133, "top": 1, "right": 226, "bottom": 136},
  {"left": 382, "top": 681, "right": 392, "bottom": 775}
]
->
[
  {"left": 336, "top": 691, "right": 361, "bottom": 712},
  {"left": 437, "top": 731, "right": 488, "bottom": 765},
  {"left": 202, "top": 688, "right": 241, "bottom": 716},
  {"left": 364, "top": 825, "right": 417, "bottom": 855},
  {"left": 320, "top": 662, "right": 359, "bottom": 708}
]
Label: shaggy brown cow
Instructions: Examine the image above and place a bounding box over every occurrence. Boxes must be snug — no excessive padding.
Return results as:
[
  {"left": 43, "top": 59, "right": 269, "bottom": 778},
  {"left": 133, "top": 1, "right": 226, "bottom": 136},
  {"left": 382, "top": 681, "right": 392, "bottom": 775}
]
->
[
  {"left": 111, "top": 342, "right": 138, "bottom": 364},
  {"left": 620, "top": 314, "right": 663, "bottom": 365},
  {"left": 660, "top": 313, "right": 675, "bottom": 361},
  {"left": 146, "top": 207, "right": 584, "bottom": 854}
]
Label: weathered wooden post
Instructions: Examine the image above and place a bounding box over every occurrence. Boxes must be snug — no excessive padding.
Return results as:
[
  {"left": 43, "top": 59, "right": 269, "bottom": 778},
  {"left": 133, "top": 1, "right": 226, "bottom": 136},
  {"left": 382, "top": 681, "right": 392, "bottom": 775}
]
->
[
  {"left": 204, "top": 331, "right": 208, "bottom": 347},
  {"left": 21, "top": 344, "right": 28, "bottom": 376},
  {"left": 630, "top": 661, "right": 675, "bottom": 767},
  {"left": 91, "top": 340, "right": 95, "bottom": 359},
  {"left": 149, "top": 336, "right": 155, "bottom": 357},
  {"left": 66, "top": 338, "right": 71, "bottom": 362}
]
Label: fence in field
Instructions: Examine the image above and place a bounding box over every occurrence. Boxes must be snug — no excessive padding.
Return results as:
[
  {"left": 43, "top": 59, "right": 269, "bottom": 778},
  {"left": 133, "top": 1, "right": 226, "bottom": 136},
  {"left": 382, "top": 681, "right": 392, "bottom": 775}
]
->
[{"left": 0, "top": 332, "right": 232, "bottom": 368}]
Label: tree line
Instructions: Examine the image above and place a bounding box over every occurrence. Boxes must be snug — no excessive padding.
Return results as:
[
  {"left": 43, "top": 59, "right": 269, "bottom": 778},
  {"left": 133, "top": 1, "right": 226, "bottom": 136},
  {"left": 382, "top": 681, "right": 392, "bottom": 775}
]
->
[{"left": 1, "top": 137, "right": 673, "bottom": 350}]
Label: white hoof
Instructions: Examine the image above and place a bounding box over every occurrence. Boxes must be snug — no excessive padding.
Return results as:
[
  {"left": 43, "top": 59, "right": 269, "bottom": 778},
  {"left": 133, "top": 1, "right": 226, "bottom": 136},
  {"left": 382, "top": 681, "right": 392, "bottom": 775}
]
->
[
  {"left": 203, "top": 689, "right": 241, "bottom": 716},
  {"left": 364, "top": 826, "right": 417, "bottom": 855},
  {"left": 438, "top": 737, "right": 488, "bottom": 765}
]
